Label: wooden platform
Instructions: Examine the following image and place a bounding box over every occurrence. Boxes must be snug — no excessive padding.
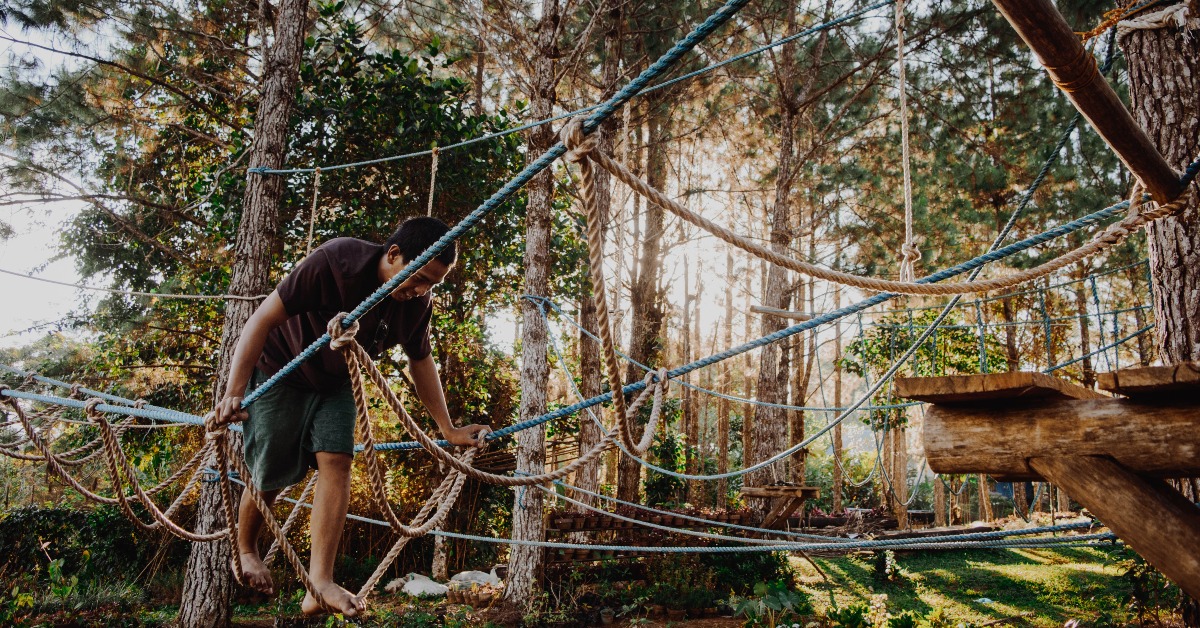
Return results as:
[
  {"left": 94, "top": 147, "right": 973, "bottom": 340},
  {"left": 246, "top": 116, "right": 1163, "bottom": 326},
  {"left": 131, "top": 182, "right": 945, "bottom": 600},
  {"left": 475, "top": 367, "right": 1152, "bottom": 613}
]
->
[
  {"left": 897, "top": 369, "right": 1200, "bottom": 600},
  {"left": 741, "top": 485, "right": 820, "bottom": 529},
  {"left": 895, "top": 371, "right": 1106, "bottom": 403},
  {"left": 1097, "top": 362, "right": 1200, "bottom": 397}
]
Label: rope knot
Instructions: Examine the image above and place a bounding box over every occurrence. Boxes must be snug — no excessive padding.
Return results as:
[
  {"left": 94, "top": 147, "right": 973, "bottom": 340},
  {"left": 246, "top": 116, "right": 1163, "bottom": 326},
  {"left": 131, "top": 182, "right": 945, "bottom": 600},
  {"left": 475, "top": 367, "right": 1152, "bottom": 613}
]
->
[
  {"left": 327, "top": 313, "right": 361, "bottom": 352},
  {"left": 203, "top": 410, "right": 228, "bottom": 440},
  {"left": 560, "top": 118, "right": 598, "bottom": 164},
  {"left": 21, "top": 372, "right": 37, "bottom": 388},
  {"left": 69, "top": 383, "right": 83, "bottom": 399},
  {"left": 132, "top": 399, "right": 148, "bottom": 409},
  {"left": 83, "top": 397, "right": 104, "bottom": 420},
  {"left": 899, "top": 242, "right": 922, "bottom": 282}
]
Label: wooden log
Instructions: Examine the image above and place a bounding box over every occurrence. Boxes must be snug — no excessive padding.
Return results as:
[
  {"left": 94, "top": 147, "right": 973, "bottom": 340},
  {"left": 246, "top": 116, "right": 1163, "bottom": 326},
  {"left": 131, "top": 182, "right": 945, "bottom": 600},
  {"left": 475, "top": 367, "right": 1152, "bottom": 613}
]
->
[
  {"left": 1029, "top": 455, "right": 1200, "bottom": 600},
  {"left": 923, "top": 397, "right": 1200, "bottom": 480},
  {"left": 990, "top": 0, "right": 1184, "bottom": 203},
  {"left": 1097, "top": 362, "right": 1200, "bottom": 397},
  {"left": 896, "top": 371, "right": 1105, "bottom": 404},
  {"left": 740, "top": 486, "right": 821, "bottom": 499}
]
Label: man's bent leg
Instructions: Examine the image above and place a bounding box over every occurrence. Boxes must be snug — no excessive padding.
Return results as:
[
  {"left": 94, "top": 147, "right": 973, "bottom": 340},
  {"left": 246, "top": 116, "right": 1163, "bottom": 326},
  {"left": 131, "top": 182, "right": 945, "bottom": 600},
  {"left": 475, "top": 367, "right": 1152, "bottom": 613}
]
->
[
  {"left": 302, "top": 451, "right": 365, "bottom": 617},
  {"left": 237, "top": 484, "right": 281, "bottom": 594}
]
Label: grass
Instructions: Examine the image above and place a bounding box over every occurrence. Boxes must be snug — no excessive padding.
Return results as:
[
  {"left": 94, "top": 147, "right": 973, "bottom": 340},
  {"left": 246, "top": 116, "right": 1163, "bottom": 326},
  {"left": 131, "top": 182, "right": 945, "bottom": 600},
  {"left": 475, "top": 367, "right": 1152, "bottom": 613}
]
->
[{"left": 794, "top": 545, "right": 1133, "bottom": 626}]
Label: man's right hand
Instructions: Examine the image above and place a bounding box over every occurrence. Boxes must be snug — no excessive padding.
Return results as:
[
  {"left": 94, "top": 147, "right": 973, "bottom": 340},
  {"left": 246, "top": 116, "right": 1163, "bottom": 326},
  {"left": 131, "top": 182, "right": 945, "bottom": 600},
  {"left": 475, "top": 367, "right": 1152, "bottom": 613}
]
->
[{"left": 215, "top": 395, "right": 250, "bottom": 425}]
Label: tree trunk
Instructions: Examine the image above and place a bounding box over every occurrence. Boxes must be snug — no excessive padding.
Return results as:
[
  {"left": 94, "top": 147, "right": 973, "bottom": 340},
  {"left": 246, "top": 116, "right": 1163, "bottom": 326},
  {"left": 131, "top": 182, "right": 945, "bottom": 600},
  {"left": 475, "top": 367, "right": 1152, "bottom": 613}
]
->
[
  {"left": 618, "top": 99, "right": 669, "bottom": 502},
  {"left": 177, "top": 1, "right": 307, "bottom": 625},
  {"left": 505, "top": 0, "right": 560, "bottom": 605},
  {"left": 934, "top": 477, "right": 946, "bottom": 526},
  {"left": 1120, "top": 14, "right": 1200, "bottom": 363},
  {"left": 432, "top": 531, "right": 449, "bottom": 580},
  {"left": 894, "top": 425, "right": 909, "bottom": 528},
  {"left": 832, "top": 285, "right": 844, "bottom": 514},
  {"left": 717, "top": 251, "right": 734, "bottom": 508},
  {"left": 1072, "top": 278, "right": 1095, "bottom": 388},
  {"left": 686, "top": 267, "right": 703, "bottom": 503},
  {"left": 1002, "top": 296, "right": 1020, "bottom": 371},
  {"left": 788, "top": 282, "right": 807, "bottom": 485}
]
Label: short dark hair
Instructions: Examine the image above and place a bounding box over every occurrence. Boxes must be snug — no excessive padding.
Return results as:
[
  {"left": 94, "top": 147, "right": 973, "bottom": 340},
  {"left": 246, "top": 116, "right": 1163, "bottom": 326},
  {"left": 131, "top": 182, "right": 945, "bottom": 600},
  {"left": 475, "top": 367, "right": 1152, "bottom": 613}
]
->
[{"left": 384, "top": 216, "right": 457, "bottom": 266}]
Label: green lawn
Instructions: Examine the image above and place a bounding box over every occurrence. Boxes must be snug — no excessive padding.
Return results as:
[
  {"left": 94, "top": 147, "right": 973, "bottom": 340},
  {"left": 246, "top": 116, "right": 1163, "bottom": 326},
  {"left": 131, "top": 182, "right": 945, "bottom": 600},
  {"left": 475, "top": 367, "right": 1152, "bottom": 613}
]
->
[{"left": 794, "top": 546, "right": 1134, "bottom": 626}]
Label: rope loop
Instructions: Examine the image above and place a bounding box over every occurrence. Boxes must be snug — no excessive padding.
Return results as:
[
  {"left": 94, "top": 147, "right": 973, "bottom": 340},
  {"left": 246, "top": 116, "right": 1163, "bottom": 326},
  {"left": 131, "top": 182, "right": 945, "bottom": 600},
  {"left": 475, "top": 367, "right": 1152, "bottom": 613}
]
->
[
  {"left": 69, "top": 383, "right": 83, "bottom": 399},
  {"left": 560, "top": 117, "right": 598, "bottom": 164},
  {"left": 133, "top": 399, "right": 148, "bottom": 409},
  {"left": 327, "top": 312, "right": 361, "bottom": 352},
  {"left": 21, "top": 372, "right": 37, "bottom": 389}
]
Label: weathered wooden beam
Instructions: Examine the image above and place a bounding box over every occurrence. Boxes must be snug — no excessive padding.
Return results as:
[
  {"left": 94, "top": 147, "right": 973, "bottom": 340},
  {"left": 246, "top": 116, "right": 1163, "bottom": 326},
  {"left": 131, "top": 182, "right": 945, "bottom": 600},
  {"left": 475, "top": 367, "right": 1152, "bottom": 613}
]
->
[
  {"left": 1098, "top": 362, "right": 1200, "bottom": 397},
  {"left": 740, "top": 486, "right": 821, "bottom": 499},
  {"left": 922, "top": 397, "right": 1200, "bottom": 480},
  {"left": 1030, "top": 455, "right": 1200, "bottom": 600},
  {"left": 750, "top": 305, "right": 814, "bottom": 321},
  {"left": 991, "top": 0, "right": 1184, "bottom": 202},
  {"left": 895, "top": 371, "right": 1105, "bottom": 404}
]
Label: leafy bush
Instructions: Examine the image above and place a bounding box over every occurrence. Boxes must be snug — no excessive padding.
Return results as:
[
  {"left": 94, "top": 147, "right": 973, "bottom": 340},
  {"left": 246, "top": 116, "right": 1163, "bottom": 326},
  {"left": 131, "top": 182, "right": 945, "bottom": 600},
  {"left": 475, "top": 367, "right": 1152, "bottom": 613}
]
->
[
  {"left": 699, "top": 551, "right": 794, "bottom": 595},
  {"left": 732, "top": 581, "right": 813, "bottom": 627}
]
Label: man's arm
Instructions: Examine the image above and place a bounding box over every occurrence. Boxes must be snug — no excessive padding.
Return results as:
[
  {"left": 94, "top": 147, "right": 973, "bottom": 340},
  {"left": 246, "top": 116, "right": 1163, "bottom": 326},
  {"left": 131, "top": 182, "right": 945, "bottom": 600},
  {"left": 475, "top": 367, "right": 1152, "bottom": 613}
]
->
[
  {"left": 213, "top": 291, "right": 291, "bottom": 424},
  {"left": 408, "top": 354, "right": 491, "bottom": 447}
]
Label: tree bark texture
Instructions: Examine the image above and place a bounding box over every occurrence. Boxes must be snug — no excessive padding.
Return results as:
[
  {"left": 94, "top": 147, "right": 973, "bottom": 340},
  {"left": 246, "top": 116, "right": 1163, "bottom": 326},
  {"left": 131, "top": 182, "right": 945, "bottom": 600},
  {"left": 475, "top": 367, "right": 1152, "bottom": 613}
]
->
[
  {"left": 617, "top": 99, "right": 669, "bottom": 502},
  {"left": 717, "top": 251, "right": 734, "bottom": 507},
  {"left": 178, "top": 1, "right": 307, "bottom": 625},
  {"left": 505, "top": 0, "right": 560, "bottom": 605},
  {"left": 1120, "top": 15, "right": 1200, "bottom": 362}
]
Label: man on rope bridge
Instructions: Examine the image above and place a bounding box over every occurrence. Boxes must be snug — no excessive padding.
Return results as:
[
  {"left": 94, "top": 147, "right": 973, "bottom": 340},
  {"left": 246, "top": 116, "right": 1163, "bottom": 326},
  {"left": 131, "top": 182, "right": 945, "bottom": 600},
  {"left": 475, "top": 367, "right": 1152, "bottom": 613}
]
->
[{"left": 213, "top": 216, "right": 491, "bottom": 616}]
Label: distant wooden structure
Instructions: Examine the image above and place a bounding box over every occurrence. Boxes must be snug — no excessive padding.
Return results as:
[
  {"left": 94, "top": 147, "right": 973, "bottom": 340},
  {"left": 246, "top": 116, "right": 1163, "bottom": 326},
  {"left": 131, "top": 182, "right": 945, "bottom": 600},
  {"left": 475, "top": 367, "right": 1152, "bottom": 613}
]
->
[
  {"left": 741, "top": 484, "right": 820, "bottom": 529},
  {"left": 896, "top": 365, "right": 1200, "bottom": 600}
]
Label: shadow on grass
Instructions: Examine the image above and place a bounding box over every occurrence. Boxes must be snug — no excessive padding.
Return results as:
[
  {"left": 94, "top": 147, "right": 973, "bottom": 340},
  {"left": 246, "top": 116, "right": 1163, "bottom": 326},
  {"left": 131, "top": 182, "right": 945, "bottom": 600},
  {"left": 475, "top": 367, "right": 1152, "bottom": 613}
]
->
[{"left": 805, "top": 547, "right": 1130, "bottom": 624}]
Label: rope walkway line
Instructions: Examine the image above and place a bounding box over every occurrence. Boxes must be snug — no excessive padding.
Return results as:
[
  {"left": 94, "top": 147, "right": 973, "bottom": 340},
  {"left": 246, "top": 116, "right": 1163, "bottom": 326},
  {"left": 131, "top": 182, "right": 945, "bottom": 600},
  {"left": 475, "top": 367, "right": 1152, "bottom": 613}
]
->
[
  {"left": 0, "top": 268, "right": 268, "bottom": 301},
  {"left": 562, "top": 120, "right": 1199, "bottom": 296},
  {"left": 248, "top": 1, "right": 896, "bottom": 176}
]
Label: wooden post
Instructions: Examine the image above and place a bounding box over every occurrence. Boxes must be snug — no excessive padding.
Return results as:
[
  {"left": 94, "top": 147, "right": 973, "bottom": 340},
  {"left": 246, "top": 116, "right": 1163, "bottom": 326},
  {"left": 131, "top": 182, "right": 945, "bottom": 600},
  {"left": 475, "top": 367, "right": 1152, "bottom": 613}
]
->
[
  {"left": 990, "top": 0, "right": 1184, "bottom": 202},
  {"left": 1030, "top": 456, "right": 1200, "bottom": 600}
]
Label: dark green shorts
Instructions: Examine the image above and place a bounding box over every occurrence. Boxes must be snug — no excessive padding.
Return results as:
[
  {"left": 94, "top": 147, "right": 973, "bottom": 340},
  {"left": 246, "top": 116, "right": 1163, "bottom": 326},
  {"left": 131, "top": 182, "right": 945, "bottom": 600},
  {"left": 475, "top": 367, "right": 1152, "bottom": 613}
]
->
[{"left": 242, "top": 370, "right": 356, "bottom": 492}]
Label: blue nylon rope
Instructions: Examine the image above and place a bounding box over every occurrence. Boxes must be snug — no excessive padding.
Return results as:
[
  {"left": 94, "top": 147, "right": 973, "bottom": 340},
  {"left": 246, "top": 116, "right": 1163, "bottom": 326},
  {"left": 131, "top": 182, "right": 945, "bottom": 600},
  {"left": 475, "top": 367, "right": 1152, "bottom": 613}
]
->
[{"left": 249, "top": 1, "right": 895, "bottom": 175}]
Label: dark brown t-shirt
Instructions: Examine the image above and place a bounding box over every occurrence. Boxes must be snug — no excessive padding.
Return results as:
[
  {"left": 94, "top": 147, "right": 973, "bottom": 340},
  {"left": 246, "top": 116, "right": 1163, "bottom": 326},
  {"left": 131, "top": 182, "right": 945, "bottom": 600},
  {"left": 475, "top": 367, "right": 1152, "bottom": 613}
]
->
[{"left": 258, "top": 238, "right": 433, "bottom": 392}]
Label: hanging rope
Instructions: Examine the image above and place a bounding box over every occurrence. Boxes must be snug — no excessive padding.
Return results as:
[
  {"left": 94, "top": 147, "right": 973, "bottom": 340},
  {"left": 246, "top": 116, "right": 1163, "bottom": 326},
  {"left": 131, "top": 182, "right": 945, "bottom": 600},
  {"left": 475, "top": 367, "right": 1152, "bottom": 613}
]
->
[
  {"left": 895, "top": 0, "right": 920, "bottom": 282},
  {"left": 426, "top": 147, "right": 439, "bottom": 217},
  {"left": 305, "top": 168, "right": 323, "bottom": 256}
]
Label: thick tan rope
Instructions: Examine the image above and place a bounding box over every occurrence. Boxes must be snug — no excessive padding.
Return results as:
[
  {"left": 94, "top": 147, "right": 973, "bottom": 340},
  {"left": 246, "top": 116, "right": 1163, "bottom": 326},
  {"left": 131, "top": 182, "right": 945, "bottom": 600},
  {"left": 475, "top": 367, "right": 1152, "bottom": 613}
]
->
[
  {"left": 263, "top": 472, "right": 319, "bottom": 566},
  {"left": 327, "top": 314, "right": 659, "bottom": 486},
  {"left": 427, "top": 147, "right": 439, "bottom": 217},
  {"left": 559, "top": 117, "right": 1194, "bottom": 296}
]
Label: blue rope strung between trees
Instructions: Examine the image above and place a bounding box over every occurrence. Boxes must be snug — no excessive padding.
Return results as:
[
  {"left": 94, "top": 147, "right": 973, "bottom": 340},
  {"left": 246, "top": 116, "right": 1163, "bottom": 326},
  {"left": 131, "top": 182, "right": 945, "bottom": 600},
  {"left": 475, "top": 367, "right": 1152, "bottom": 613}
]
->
[{"left": 249, "top": 1, "right": 896, "bottom": 176}]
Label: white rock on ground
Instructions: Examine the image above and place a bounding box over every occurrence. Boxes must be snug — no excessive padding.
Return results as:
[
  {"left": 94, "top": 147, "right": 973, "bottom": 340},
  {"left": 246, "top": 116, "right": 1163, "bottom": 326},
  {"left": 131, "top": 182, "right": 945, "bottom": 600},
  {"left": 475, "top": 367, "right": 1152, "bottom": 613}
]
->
[
  {"left": 449, "top": 568, "right": 502, "bottom": 587},
  {"left": 384, "top": 573, "right": 449, "bottom": 597}
]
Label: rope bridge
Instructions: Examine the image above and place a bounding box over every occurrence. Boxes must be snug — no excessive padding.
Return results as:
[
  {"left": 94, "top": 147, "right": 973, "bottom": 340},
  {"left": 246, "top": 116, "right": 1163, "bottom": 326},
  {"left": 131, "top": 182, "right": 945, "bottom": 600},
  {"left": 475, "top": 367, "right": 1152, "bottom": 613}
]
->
[{"left": 2, "top": 0, "right": 1197, "bottom": 612}]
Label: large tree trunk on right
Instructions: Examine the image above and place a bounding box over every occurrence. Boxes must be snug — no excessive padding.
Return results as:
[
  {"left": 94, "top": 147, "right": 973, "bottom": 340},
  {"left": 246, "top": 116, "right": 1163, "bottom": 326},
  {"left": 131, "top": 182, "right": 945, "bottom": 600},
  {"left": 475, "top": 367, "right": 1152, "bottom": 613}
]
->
[
  {"left": 177, "top": 1, "right": 307, "bottom": 625},
  {"left": 1120, "top": 15, "right": 1200, "bottom": 363}
]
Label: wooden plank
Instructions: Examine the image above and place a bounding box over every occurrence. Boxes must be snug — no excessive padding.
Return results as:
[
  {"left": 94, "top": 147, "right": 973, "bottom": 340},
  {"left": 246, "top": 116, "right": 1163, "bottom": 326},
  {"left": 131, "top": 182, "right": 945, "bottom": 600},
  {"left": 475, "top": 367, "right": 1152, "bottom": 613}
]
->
[
  {"left": 895, "top": 372, "right": 1105, "bottom": 404},
  {"left": 1097, "top": 362, "right": 1200, "bottom": 397},
  {"left": 1030, "top": 455, "right": 1200, "bottom": 600},
  {"left": 990, "top": 0, "right": 1184, "bottom": 203},
  {"left": 741, "top": 486, "right": 821, "bottom": 499},
  {"left": 923, "top": 397, "right": 1200, "bottom": 480}
]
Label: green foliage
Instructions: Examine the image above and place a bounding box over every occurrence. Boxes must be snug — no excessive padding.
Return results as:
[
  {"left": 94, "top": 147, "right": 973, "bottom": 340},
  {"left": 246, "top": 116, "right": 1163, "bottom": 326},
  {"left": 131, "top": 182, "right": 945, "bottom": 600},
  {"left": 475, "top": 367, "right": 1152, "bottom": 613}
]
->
[
  {"left": 643, "top": 422, "right": 685, "bottom": 507},
  {"left": 0, "top": 585, "right": 34, "bottom": 626},
  {"left": 732, "top": 581, "right": 813, "bottom": 627},
  {"left": 826, "top": 603, "right": 870, "bottom": 628},
  {"left": 699, "top": 551, "right": 794, "bottom": 596},
  {"left": 843, "top": 309, "right": 1006, "bottom": 429}
]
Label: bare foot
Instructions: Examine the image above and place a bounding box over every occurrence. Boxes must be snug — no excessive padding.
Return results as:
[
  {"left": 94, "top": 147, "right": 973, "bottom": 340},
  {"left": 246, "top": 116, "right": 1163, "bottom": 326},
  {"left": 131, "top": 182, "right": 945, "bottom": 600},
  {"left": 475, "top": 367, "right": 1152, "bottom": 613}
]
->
[
  {"left": 237, "top": 552, "right": 274, "bottom": 595},
  {"left": 301, "top": 582, "right": 366, "bottom": 617}
]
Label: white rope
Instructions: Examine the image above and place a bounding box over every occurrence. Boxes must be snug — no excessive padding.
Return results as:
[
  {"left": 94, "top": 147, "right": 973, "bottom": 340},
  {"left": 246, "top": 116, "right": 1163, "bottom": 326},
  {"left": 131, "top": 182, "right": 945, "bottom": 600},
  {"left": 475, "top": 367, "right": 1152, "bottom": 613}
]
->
[
  {"left": 0, "top": 268, "right": 267, "bottom": 301},
  {"left": 305, "top": 168, "right": 323, "bottom": 256},
  {"left": 895, "top": 0, "right": 920, "bottom": 282},
  {"left": 426, "top": 147, "right": 439, "bottom": 216},
  {"left": 1118, "top": 3, "right": 1200, "bottom": 40}
]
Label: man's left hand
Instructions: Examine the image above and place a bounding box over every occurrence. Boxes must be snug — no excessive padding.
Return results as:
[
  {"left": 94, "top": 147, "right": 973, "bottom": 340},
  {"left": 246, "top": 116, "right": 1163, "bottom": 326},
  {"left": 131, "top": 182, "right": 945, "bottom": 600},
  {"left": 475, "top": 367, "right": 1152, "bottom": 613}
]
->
[{"left": 445, "top": 424, "right": 491, "bottom": 448}]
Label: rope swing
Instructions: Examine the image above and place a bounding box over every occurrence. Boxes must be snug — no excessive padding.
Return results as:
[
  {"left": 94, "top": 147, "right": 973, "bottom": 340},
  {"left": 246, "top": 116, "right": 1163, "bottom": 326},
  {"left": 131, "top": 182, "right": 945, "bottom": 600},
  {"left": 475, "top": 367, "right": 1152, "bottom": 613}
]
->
[{"left": 895, "top": 0, "right": 920, "bottom": 282}]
